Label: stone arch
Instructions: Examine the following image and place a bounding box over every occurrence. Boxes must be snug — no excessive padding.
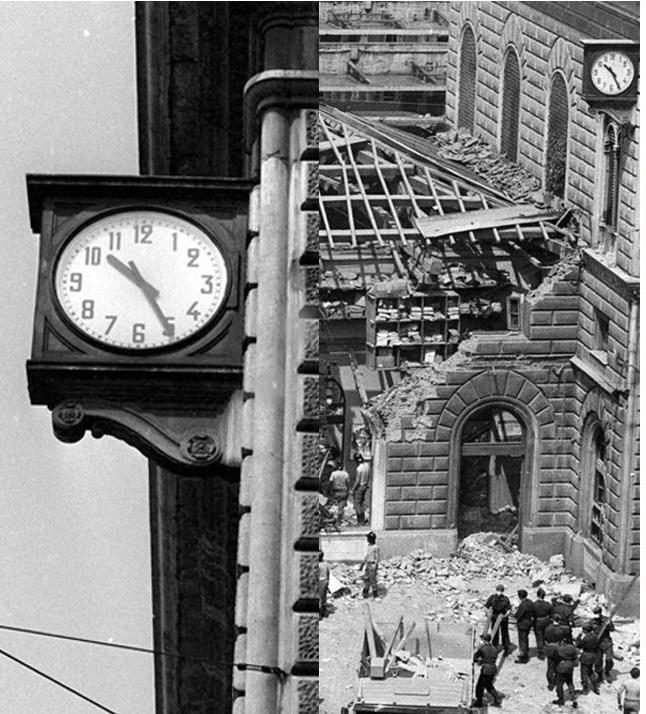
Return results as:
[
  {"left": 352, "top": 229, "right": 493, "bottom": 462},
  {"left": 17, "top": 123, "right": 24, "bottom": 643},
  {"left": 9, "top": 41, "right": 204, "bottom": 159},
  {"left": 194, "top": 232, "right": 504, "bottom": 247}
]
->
[
  {"left": 434, "top": 369, "right": 556, "bottom": 444},
  {"left": 434, "top": 370, "right": 555, "bottom": 538}
]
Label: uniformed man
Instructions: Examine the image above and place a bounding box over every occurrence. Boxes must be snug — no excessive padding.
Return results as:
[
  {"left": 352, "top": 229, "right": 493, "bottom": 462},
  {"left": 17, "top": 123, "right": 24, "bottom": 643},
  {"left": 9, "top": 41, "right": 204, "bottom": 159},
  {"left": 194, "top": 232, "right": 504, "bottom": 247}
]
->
[
  {"left": 533, "top": 588, "right": 553, "bottom": 660},
  {"left": 485, "top": 584, "right": 511, "bottom": 654},
  {"left": 575, "top": 623, "right": 600, "bottom": 695},
  {"left": 551, "top": 640, "right": 579, "bottom": 708},
  {"left": 544, "top": 614, "right": 565, "bottom": 690},
  {"left": 514, "top": 589, "right": 535, "bottom": 663},
  {"left": 552, "top": 593, "right": 578, "bottom": 627},
  {"left": 472, "top": 633, "right": 502, "bottom": 709},
  {"left": 590, "top": 605, "right": 615, "bottom": 683}
]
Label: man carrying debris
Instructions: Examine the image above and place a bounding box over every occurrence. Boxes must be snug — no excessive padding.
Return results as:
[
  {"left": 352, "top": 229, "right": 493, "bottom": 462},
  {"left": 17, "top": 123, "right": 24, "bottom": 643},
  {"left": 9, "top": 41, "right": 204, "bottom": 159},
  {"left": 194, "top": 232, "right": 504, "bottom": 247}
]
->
[
  {"left": 360, "top": 531, "right": 380, "bottom": 599},
  {"left": 472, "top": 633, "right": 502, "bottom": 709},
  {"left": 575, "top": 622, "right": 600, "bottom": 695},
  {"left": 513, "top": 589, "right": 535, "bottom": 663},
  {"left": 329, "top": 460, "right": 351, "bottom": 527},
  {"left": 351, "top": 454, "right": 371, "bottom": 525},
  {"left": 551, "top": 639, "right": 579, "bottom": 708},
  {"left": 590, "top": 605, "right": 615, "bottom": 683},
  {"left": 484, "top": 584, "right": 511, "bottom": 654},
  {"left": 534, "top": 587, "right": 553, "bottom": 660},
  {"left": 617, "top": 667, "right": 640, "bottom": 713}
]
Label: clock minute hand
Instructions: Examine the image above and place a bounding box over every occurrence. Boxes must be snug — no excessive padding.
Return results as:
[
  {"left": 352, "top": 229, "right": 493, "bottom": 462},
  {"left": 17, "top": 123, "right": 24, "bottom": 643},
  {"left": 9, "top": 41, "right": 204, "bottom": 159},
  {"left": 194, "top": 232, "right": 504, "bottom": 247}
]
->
[
  {"left": 603, "top": 63, "right": 621, "bottom": 89},
  {"left": 127, "top": 261, "right": 175, "bottom": 338}
]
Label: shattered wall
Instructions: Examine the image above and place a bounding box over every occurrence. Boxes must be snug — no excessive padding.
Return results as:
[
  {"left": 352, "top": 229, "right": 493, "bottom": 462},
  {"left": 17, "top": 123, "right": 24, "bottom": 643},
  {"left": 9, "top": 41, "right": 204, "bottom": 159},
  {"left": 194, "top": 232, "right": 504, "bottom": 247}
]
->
[{"left": 444, "top": 0, "right": 640, "bottom": 274}]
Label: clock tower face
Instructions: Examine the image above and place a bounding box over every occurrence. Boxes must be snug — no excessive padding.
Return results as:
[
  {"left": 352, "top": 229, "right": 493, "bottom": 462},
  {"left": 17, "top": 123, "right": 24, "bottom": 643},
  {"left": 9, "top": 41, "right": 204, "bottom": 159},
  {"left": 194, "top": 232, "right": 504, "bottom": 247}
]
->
[
  {"left": 590, "top": 51, "right": 635, "bottom": 95},
  {"left": 54, "top": 209, "right": 230, "bottom": 351}
]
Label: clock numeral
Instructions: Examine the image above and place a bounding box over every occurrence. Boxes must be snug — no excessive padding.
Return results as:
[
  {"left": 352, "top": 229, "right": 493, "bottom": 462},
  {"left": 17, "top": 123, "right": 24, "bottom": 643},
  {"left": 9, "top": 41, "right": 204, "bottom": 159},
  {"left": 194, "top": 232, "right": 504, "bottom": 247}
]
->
[
  {"left": 172, "top": 232, "right": 179, "bottom": 252},
  {"left": 163, "top": 316, "right": 176, "bottom": 338},
  {"left": 81, "top": 299, "right": 95, "bottom": 319},
  {"left": 187, "top": 248, "right": 200, "bottom": 267},
  {"left": 187, "top": 301, "right": 201, "bottom": 322},
  {"left": 200, "top": 275, "right": 214, "bottom": 294},
  {"left": 132, "top": 323, "right": 146, "bottom": 343},
  {"left": 84, "top": 246, "right": 101, "bottom": 266},
  {"left": 134, "top": 224, "right": 153, "bottom": 244},
  {"left": 105, "top": 315, "right": 117, "bottom": 335},
  {"left": 69, "top": 273, "right": 83, "bottom": 292},
  {"left": 109, "top": 231, "right": 122, "bottom": 251}
]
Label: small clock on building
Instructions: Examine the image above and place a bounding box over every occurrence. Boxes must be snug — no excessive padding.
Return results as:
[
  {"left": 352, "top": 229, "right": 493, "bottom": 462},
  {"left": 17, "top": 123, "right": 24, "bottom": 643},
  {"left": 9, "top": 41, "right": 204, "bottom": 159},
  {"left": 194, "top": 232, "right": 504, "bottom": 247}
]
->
[{"left": 582, "top": 40, "right": 639, "bottom": 106}]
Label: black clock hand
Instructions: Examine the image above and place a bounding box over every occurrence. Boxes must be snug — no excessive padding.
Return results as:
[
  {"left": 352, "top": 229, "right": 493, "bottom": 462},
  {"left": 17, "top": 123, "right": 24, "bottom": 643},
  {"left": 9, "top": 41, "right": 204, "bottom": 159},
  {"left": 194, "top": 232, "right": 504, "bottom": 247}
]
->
[
  {"left": 127, "top": 261, "right": 175, "bottom": 338},
  {"left": 603, "top": 63, "right": 622, "bottom": 89},
  {"left": 106, "top": 254, "right": 160, "bottom": 299}
]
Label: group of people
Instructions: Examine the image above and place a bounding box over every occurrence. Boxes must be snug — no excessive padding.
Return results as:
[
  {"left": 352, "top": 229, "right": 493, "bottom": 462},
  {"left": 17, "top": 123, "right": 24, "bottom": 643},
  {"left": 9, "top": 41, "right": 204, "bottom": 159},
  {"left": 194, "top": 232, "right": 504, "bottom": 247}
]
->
[
  {"left": 325, "top": 456, "right": 372, "bottom": 527},
  {"left": 473, "top": 584, "right": 639, "bottom": 711}
]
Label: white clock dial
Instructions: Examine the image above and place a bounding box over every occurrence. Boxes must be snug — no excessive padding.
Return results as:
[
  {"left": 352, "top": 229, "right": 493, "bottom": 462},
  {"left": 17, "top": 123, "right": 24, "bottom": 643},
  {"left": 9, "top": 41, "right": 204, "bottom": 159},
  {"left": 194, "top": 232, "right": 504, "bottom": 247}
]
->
[
  {"left": 591, "top": 51, "right": 635, "bottom": 95},
  {"left": 54, "top": 210, "right": 229, "bottom": 350}
]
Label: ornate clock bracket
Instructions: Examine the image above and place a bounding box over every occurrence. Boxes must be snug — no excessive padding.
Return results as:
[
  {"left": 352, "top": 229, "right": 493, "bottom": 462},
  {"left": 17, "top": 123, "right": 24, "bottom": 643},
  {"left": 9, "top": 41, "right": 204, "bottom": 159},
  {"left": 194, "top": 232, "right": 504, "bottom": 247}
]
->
[{"left": 51, "top": 398, "right": 241, "bottom": 473}]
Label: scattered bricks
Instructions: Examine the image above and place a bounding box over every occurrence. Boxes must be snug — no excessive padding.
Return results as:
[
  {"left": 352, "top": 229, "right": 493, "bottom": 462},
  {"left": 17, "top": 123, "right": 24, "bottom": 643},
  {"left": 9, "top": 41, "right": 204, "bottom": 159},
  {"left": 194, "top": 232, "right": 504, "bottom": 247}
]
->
[
  {"left": 388, "top": 442, "right": 418, "bottom": 457},
  {"left": 386, "top": 501, "right": 416, "bottom": 516},
  {"left": 417, "top": 472, "right": 446, "bottom": 486},
  {"left": 399, "top": 515, "right": 431, "bottom": 530},
  {"left": 387, "top": 472, "right": 417, "bottom": 487}
]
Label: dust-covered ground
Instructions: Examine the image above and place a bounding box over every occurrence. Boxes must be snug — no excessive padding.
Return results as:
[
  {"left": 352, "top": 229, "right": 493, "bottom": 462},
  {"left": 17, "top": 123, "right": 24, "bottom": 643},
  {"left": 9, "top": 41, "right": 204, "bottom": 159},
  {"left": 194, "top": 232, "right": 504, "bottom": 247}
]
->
[{"left": 320, "top": 536, "right": 640, "bottom": 714}]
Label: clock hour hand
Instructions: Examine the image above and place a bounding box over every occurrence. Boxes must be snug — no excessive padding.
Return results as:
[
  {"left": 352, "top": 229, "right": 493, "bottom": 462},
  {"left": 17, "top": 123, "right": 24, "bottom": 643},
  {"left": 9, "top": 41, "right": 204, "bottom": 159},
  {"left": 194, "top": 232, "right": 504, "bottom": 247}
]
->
[{"left": 106, "top": 254, "right": 160, "bottom": 299}]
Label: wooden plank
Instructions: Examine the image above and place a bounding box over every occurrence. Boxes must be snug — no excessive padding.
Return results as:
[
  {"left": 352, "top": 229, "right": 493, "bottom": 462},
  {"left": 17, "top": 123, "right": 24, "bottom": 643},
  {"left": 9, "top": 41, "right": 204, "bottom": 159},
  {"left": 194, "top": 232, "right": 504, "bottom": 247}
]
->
[{"left": 415, "top": 205, "right": 560, "bottom": 239}]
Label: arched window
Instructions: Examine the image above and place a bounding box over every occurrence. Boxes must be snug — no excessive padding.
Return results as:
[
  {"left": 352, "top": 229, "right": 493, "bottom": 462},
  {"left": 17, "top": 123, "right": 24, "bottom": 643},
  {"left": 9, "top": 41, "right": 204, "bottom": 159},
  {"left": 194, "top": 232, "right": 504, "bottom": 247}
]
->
[
  {"left": 589, "top": 428, "right": 607, "bottom": 545},
  {"left": 545, "top": 73, "right": 569, "bottom": 198},
  {"left": 458, "top": 406, "right": 525, "bottom": 539},
  {"left": 500, "top": 49, "right": 521, "bottom": 161},
  {"left": 458, "top": 26, "right": 477, "bottom": 132}
]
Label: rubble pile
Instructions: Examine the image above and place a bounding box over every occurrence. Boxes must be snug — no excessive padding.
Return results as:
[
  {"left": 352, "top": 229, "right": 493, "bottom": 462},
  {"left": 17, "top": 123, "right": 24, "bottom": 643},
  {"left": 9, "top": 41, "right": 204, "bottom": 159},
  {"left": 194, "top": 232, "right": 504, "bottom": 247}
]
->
[
  {"left": 430, "top": 129, "right": 542, "bottom": 203},
  {"left": 330, "top": 532, "right": 635, "bottom": 635}
]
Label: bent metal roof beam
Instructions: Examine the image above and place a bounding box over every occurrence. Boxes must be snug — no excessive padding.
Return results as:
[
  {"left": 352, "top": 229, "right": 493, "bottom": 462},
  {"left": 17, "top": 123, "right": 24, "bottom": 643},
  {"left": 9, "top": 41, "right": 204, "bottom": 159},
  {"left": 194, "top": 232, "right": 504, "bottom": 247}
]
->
[{"left": 318, "top": 107, "right": 564, "bottom": 251}]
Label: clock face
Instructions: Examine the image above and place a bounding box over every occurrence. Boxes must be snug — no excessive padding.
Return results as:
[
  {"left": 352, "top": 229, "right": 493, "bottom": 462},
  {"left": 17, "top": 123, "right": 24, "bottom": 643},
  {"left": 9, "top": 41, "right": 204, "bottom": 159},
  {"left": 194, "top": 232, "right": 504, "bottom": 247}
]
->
[
  {"left": 591, "top": 51, "right": 635, "bottom": 95},
  {"left": 54, "top": 209, "right": 229, "bottom": 350}
]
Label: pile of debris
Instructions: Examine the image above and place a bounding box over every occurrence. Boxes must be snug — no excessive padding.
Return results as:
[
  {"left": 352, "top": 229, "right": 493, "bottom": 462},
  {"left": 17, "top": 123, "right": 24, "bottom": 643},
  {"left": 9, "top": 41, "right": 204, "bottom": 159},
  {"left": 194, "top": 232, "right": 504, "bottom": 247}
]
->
[
  {"left": 430, "top": 130, "right": 543, "bottom": 204},
  {"left": 330, "top": 532, "right": 627, "bottom": 629}
]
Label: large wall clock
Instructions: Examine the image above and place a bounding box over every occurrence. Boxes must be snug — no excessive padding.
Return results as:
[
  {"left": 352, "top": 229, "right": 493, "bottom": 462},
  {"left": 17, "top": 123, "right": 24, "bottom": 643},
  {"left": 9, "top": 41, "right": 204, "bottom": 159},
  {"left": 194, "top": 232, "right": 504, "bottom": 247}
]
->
[
  {"left": 54, "top": 209, "right": 230, "bottom": 351},
  {"left": 26, "top": 175, "right": 252, "bottom": 410}
]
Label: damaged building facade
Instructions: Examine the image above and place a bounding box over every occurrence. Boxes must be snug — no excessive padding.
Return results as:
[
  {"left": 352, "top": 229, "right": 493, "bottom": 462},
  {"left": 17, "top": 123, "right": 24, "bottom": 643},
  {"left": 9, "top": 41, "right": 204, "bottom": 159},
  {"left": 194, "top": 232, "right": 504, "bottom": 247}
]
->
[{"left": 320, "top": 1, "right": 639, "bottom": 613}]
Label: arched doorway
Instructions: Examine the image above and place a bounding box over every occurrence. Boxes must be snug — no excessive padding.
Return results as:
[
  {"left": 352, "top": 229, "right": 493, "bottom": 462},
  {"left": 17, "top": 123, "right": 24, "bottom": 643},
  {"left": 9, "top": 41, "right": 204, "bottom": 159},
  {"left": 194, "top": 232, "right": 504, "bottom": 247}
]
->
[{"left": 458, "top": 405, "right": 527, "bottom": 541}]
